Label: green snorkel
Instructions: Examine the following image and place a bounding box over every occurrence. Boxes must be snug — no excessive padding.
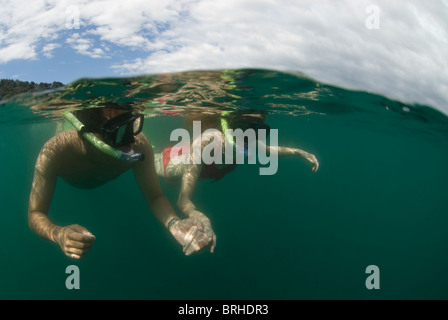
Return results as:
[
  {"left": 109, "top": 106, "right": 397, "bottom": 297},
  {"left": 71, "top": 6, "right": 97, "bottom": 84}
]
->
[
  {"left": 220, "top": 111, "right": 236, "bottom": 147},
  {"left": 63, "top": 111, "right": 145, "bottom": 162},
  {"left": 220, "top": 111, "right": 254, "bottom": 161}
]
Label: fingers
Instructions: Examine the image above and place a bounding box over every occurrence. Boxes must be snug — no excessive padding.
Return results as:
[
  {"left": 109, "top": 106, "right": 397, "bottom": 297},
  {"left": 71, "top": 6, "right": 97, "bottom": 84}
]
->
[
  {"left": 60, "top": 225, "right": 96, "bottom": 259},
  {"left": 184, "top": 239, "right": 200, "bottom": 256},
  {"left": 181, "top": 225, "right": 197, "bottom": 247},
  {"left": 307, "top": 154, "right": 319, "bottom": 172},
  {"left": 184, "top": 235, "right": 209, "bottom": 256},
  {"left": 168, "top": 218, "right": 216, "bottom": 256},
  {"left": 210, "top": 235, "right": 217, "bottom": 253},
  {"left": 63, "top": 245, "right": 93, "bottom": 260},
  {"left": 65, "top": 237, "right": 94, "bottom": 253},
  {"left": 183, "top": 226, "right": 213, "bottom": 256},
  {"left": 68, "top": 224, "right": 89, "bottom": 233},
  {"left": 68, "top": 230, "right": 96, "bottom": 244},
  {"left": 64, "top": 249, "right": 82, "bottom": 260}
]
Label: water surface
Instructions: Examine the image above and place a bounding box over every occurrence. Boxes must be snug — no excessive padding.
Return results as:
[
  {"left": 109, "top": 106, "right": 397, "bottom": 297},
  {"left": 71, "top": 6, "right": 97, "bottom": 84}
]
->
[{"left": 1, "top": 69, "right": 448, "bottom": 299}]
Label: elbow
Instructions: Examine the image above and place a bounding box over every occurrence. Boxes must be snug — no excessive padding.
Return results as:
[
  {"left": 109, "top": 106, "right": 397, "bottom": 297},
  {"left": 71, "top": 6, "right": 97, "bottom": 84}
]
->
[{"left": 27, "top": 210, "right": 36, "bottom": 231}]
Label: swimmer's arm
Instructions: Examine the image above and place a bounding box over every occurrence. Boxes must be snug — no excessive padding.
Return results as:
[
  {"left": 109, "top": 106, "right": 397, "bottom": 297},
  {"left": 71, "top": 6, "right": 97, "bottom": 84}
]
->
[
  {"left": 178, "top": 160, "right": 217, "bottom": 253},
  {"left": 133, "top": 135, "right": 178, "bottom": 228},
  {"left": 177, "top": 136, "right": 216, "bottom": 216},
  {"left": 28, "top": 146, "right": 61, "bottom": 243},
  {"left": 260, "top": 140, "right": 319, "bottom": 172},
  {"left": 29, "top": 136, "right": 95, "bottom": 260},
  {"left": 177, "top": 162, "right": 202, "bottom": 216},
  {"left": 134, "top": 136, "right": 214, "bottom": 255}
]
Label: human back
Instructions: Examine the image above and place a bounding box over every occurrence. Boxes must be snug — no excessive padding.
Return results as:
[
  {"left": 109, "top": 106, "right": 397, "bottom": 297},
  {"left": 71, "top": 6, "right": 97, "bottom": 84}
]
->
[{"left": 38, "top": 128, "right": 140, "bottom": 189}]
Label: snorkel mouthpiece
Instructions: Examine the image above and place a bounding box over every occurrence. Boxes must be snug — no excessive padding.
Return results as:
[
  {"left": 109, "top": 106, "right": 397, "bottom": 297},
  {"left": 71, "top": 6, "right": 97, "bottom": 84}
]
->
[
  {"left": 118, "top": 147, "right": 145, "bottom": 162},
  {"left": 119, "top": 151, "right": 145, "bottom": 162},
  {"left": 63, "top": 111, "right": 145, "bottom": 163}
]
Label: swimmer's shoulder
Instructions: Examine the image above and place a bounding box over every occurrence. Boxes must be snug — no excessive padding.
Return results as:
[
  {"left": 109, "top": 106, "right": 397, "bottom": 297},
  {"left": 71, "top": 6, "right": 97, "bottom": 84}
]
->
[
  {"left": 40, "top": 129, "right": 85, "bottom": 159},
  {"left": 133, "top": 132, "right": 154, "bottom": 155},
  {"left": 34, "top": 130, "right": 79, "bottom": 174}
]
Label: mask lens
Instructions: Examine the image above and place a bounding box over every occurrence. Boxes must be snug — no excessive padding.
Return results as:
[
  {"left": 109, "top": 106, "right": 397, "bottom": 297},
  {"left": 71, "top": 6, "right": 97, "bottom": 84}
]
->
[
  {"left": 133, "top": 116, "right": 142, "bottom": 134},
  {"left": 101, "top": 112, "right": 144, "bottom": 147},
  {"left": 116, "top": 123, "right": 128, "bottom": 145}
]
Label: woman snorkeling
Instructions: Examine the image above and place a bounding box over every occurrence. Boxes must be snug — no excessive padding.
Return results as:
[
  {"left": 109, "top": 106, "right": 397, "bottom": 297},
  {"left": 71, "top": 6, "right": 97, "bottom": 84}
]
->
[{"left": 153, "top": 109, "right": 319, "bottom": 254}]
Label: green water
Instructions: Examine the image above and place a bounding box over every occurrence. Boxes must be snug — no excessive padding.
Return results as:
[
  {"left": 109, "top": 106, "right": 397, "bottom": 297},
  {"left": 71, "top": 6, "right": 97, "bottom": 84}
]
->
[{"left": 1, "top": 69, "right": 448, "bottom": 299}]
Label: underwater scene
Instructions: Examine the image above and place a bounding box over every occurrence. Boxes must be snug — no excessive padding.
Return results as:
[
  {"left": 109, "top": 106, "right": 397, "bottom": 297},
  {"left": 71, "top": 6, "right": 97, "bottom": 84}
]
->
[{"left": 1, "top": 69, "right": 448, "bottom": 299}]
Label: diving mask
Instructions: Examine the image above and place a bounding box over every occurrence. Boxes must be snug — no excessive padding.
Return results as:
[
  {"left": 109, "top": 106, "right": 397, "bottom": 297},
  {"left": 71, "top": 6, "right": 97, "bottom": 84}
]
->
[
  {"left": 101, "top": 112, "right": 144, "bottom": 148},
  {"left": 63, "top": 111, "right": 145, "bottom": 163}
]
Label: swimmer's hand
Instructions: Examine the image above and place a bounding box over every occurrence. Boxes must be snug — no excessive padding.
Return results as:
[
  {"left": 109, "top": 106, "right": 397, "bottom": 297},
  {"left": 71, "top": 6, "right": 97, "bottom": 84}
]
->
[
  {"left": 297, "top": 150, "right": 319, "bottom": 172},
  {"left": 188, "top": 210, "right": 217, "bottom": 254},
  {"left": 168, "top": 218, "right": 212, "bottom": 256},
  {"left": 56, "top": 224, "right": 96, "bottom": 260}
]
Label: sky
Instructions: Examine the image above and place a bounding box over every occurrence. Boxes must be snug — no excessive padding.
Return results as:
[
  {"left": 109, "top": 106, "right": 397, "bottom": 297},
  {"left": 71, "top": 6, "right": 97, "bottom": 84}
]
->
[{"left": 0, "top": 0, "right": 447, "bottom": 113}]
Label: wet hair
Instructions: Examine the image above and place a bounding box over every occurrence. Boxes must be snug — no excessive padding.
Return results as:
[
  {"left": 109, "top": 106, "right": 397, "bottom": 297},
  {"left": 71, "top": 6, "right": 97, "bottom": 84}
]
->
[
  {"left": 73, "top": 108, "right": 108, "bottom": 132},
  {"left": 72, "top": 103, "right": 134, "bottom": 132},
  {"left": 184, "top": 109, "right": 267, "bottom": 134},
  {"left": 184, "top": 112, "right": 222, "bottom": 134},
  {"left": 223, "top": 109, "right": 267, "bottom": 130}
]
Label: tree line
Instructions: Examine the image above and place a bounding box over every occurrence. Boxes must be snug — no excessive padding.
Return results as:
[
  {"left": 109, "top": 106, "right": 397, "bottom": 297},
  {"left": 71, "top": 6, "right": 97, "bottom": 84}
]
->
[{"left": 0, "top": 79, "right": 65, "bottom": 100}]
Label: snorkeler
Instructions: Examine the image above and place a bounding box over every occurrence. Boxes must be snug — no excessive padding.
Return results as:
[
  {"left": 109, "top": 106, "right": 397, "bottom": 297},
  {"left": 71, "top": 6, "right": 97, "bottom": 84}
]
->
[
  {"left": 28, "top": 106, "right": 213, "bottom": 259},
  {"left": 153, "top": 110, "right": 319, "bottom": 253}
]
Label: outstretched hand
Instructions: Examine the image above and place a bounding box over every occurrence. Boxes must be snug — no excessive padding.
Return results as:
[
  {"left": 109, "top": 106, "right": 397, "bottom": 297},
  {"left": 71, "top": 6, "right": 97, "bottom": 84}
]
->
[
  {"left": 299, "top": 151, "right": 319, "bottom": 172},
  {"left": 57, "top": 224, "right": 96, "bottom": 259},
  {"left": 169, "top": 218, "right": 213, "bottom": 256}
]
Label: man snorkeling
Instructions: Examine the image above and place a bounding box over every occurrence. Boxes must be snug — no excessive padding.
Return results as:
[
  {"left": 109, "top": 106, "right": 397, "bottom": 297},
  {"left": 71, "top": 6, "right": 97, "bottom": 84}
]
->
[
  {"left": 28, "top": 106, "right": 212, "bottom": 259},
  {"left": 154, "top": 110, "right": 319, "bottom": 253}
]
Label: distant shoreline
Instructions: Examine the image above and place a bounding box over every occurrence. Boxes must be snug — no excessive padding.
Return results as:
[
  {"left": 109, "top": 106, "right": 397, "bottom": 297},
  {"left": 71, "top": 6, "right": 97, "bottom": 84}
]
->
[{"left": 0, "top": 79, "right": 65, "bottom": 100}]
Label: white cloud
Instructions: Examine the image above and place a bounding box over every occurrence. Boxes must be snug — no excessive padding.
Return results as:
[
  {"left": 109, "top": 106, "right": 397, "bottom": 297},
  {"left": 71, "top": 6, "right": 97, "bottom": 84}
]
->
[
  {"left": 0, "top": 42, "right": 37, "bottom": 63},
  {"left": 111, "top": 0, "right": 448, "bottom": 110},
  {"left": 66, "top": 33, "right": 108, "bottom": 58},
  {"left": 42, "top": 43, "right": 60, "bottom": 58},
  {"left": 81, "top": 0, "right": 182, "bottom": 49},
  {"left": 0, "top": 0, "right": 447, "bottom": 111},
  {"left": 0, "top": 0, "right": 187, "bottom": 59},
  {"left": 0, "top": 0, "right": 61, "bottom": 62}
]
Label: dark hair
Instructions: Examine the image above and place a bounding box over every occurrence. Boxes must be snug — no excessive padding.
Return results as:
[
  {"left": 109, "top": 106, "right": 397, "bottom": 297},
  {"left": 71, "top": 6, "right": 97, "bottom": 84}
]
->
[
  {"left": 184, "top": 109, "right": 267, "bottom": 134},
  {"left": 226, "top": 109, "right": 266, "bottom": 120},
  {"left": 73, "top": 108, "right": 108, "bottom": 132},
  {"left": 72, "top": 102, "right": 136, "bottom": 132},
  {"left": 184, "top": 112, "right": 222, "bottom": 134},
  {"left": 224, "top": 109, "right": 267, "bottom": 129}
]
